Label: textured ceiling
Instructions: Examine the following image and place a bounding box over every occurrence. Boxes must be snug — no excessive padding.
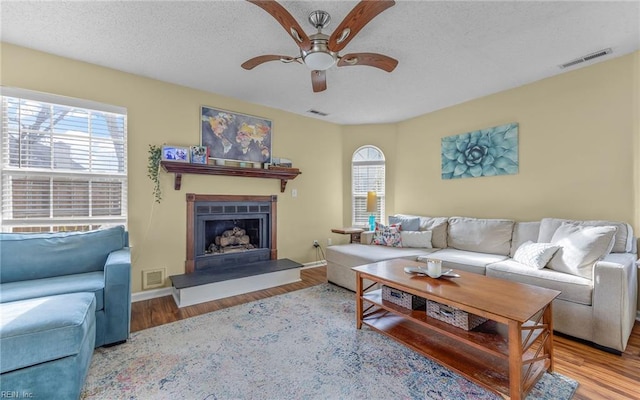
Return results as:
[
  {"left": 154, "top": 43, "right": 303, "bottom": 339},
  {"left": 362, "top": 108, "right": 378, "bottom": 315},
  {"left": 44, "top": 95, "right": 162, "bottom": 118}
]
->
[{"left": 1, "top": 0, "right": 639, "bottom": 125}]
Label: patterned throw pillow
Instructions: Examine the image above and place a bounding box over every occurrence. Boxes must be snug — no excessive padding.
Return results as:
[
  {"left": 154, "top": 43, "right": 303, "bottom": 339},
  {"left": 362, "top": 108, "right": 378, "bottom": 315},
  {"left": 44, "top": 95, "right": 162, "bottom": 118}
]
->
[
  {"left": 372, "top": 222, "right": 402, "bottom": 247},
  {"left": 512, "top": 241, "right": 561, "bottom": 269}
]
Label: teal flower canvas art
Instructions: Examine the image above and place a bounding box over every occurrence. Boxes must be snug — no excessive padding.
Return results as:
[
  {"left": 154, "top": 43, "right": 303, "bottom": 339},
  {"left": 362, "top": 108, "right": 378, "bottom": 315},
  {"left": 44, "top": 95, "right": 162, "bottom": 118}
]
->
[{"left": 441, "top": 123, "right": 519, "bottom": 179}]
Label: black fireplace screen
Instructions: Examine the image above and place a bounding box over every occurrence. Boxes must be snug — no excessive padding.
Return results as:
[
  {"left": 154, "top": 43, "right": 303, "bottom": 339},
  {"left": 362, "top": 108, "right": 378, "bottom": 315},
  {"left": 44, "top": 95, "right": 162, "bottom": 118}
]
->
[{"left": 194, "top": 201, "right": 271, "bottom": 271}]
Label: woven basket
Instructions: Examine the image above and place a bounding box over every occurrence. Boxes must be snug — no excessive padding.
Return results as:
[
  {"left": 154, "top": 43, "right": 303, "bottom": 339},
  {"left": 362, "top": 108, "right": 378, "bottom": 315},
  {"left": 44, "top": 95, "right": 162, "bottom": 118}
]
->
[
  {"left": 427, "top": 300, "right": 487, "bottom": 330},
  {"left": 382, "top": 286, "right": 426, "bottom": 310}
]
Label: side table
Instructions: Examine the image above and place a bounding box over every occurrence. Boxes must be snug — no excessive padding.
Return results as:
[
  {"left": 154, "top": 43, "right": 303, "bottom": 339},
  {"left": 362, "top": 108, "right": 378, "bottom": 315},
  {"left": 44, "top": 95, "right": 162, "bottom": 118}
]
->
[{"left": 331, "top": 227, "right": 365, "bottom": 244}]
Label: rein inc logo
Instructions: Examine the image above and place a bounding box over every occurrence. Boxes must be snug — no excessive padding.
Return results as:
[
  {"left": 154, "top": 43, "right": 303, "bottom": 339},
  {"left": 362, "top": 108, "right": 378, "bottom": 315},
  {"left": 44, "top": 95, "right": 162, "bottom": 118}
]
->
[{"left": 1, "top": 392, "right": 33, "bottom": 398}]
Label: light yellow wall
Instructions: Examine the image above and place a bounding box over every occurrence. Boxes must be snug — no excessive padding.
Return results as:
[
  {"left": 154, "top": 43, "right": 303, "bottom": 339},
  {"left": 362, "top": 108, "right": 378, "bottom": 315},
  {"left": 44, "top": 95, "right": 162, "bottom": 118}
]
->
[
  {"left": 340, "top": 124, "right": 398, "bottom": 233},
  {"left": 2, "top": 43, "right": 638, "bottom": 299},
  {"left": 395, "top": 52, "right": 639, "bottom": 232},
  {"left": 0, "top": 43, "right": 344, "bottom": 293}
]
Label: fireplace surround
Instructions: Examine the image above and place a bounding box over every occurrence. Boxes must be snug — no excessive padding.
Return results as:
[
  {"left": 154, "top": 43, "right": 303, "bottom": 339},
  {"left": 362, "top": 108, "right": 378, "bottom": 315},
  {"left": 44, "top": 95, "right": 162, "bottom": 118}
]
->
[{"left": 185, "top": 194, "right": 277, "bottom": 274}]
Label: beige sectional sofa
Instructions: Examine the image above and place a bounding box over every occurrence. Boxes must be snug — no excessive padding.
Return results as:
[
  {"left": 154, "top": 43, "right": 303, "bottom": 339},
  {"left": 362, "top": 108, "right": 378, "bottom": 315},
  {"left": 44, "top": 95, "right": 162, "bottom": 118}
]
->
[{"left": 326, "top": 215, "right": 638, "bottom": 353}]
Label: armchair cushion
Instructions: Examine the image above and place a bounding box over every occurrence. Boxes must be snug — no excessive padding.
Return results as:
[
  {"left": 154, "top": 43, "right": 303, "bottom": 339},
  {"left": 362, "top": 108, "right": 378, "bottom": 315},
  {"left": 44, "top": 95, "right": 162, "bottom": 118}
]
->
[
  {"left": 0, "top": 226, "right": 127, "bottom": 283},
  {"left": 0, "top": 272, "right": 104, "bottom": 310},
  {"left": 0, "top": 293, "right": 95, "bottom": 373}
]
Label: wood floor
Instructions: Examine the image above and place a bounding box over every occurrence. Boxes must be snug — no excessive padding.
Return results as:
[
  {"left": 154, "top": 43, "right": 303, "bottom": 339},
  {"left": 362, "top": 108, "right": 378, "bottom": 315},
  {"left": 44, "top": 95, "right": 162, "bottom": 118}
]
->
[{"left": 131, "top": 266, "right": 640, "bottom": 399}]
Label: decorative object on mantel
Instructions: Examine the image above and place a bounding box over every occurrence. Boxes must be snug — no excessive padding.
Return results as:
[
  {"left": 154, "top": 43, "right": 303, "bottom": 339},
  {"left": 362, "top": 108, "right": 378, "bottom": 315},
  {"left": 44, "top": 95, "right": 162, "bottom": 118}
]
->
[
  {"left": 161, "top": 145, "right": 190, "bottom": 163},
  {"left": 160, "top": 161, "right": 301, "bottom": 192},
  {"left": 441, "top": 122, "right": 519, "bottom": 180},
  {"left": 201, "top": 105, "right": 272, "bottom": 165},
  {"left": 271, "top": 157, "right": 292, "bottom": 167},
  {"left": 190, "top": 146, "right": 208, "bottom": 164},
  {"left": 147, "top": 144, "right": 162, "bottom": 203}
]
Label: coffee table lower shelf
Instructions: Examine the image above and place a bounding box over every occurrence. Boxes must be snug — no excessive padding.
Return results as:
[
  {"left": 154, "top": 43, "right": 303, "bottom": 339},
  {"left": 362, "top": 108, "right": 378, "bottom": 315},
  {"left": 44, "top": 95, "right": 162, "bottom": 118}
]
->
[{"left": 362, "top": 308, "right": 547, "bottom": 397}]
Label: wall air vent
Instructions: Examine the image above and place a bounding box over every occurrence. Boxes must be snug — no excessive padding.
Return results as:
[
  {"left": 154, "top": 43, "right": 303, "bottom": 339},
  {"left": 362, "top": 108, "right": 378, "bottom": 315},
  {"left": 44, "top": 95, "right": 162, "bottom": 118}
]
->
[
  {"left": 307, "top": 109, "right": 329, "bottom": 117},
  {"left": 559, "top": 48, "right": 612, "bottom": 69},
  {"left": 142, "top": 268, "right": 166, "bottom": 289}
]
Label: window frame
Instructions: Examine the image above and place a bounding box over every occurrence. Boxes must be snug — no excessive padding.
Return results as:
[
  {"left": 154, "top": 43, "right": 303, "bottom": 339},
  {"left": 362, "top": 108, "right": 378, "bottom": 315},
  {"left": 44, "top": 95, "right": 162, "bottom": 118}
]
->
[
  {"left": 351, "top": 145, "right": 385, "bottom": 228},
  {"left": 0, "top": 87, "right": 128, "bottom": 232}
]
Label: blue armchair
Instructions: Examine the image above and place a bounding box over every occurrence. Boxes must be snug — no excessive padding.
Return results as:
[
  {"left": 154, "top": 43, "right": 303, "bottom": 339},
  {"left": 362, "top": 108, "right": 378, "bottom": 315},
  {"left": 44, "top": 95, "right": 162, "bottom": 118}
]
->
[{"left": 0, "top": 226, "right": 131, "bottom": 398}]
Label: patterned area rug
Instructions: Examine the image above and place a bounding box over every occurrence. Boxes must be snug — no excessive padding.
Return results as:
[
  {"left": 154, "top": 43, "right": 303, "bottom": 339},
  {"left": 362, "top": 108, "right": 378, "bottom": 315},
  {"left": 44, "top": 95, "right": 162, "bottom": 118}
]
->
[{"left": 82, "top": 284, "right": 578, "bottom": 399}]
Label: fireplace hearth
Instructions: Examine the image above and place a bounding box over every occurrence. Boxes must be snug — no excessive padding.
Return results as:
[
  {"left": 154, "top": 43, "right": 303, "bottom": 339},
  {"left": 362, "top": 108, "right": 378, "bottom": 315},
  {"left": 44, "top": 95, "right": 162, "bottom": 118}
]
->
[{"left": 170, "top": 193, "right": 301, "bottom": 308}]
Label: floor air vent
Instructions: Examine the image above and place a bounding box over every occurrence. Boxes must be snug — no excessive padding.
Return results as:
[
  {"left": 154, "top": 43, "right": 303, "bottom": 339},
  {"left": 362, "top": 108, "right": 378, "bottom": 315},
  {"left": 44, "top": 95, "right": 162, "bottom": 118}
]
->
[
  {"left": 559, "top": 48, "right": 612, "bottom": 69},
  {"left": 142, "top": 268, "right": 166, "bottom": 289}
]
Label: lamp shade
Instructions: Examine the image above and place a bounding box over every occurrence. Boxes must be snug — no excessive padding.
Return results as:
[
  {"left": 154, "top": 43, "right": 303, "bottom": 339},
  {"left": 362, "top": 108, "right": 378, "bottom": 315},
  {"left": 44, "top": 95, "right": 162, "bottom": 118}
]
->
[{"left": 366, "top": 191, "right": 377, "bottom": 213}]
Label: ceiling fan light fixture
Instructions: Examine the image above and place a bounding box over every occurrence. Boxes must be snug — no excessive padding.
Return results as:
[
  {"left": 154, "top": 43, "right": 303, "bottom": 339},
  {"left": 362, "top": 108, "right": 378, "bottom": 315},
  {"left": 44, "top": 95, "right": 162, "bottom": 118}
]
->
[{"left": 304, "top": 51, "right": 336, "bottom": 70}]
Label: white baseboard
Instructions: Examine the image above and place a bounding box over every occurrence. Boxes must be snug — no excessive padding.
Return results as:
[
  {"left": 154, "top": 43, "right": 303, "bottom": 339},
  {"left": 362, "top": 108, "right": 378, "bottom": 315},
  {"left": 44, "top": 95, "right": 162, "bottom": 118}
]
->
[
  {"left": 131, "top": 287, "right": 173, "bottom": 302},
  {"left": 302, "top": 260, "right": 327, "bottom": 269}
]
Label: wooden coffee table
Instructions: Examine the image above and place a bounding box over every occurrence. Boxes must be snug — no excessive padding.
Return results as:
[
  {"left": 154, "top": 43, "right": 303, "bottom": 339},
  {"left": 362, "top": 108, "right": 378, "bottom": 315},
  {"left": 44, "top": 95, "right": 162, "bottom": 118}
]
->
[{"left": 353, "top": 258, "right": 561, "bottom": 400}]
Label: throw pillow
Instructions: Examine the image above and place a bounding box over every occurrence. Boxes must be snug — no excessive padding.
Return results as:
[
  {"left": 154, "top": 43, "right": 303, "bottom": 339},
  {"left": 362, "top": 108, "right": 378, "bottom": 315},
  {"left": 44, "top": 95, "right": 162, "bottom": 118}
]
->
[
  {"left": 388, "top": 215, "right": 420, "bottom": 231},
  {"left": 512, "top": 241, "right": 560, "bottom": 269},
  {"left": 372, "top": 222, "right": 402, "bottom": 247},
  {"left": 400, "top": 231, "right": 433, "bottom": 248},
  {"left": 547, "top": 223, "right": 617, "bottom": 279}
]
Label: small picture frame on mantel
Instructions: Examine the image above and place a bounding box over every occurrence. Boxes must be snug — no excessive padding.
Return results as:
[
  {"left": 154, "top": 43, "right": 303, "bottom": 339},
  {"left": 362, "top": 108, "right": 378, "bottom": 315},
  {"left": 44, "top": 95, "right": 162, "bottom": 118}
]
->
[{"left": 162, "top": 145, "right": 190, "bottom": 163}]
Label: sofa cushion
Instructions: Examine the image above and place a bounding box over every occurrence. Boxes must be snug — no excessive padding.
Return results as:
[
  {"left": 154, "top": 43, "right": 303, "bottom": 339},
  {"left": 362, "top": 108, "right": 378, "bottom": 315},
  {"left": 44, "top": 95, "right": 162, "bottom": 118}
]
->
[
  {"left": 512, "top": 241, "right": 561, "bottom": 269},
  {"left": 388, "top": 215, "right": 420, "bottom": 231},
  {"left": 548, "top": 224, "right": 617, "bottom": 279},
  {"left": 372, "top": 222, "right": 402, "bottom": 247},
  {"left": 447, "top": 217, "right": 514, "bottom": 256},
  {"left": 0, "top": 272, "right": 105, "bottom": 311},
  {"left": 0, "top": 292, "right": 96, "bottom": 373},
  {"left": 509, "top": 221, "right": 541, "bottom": 257},
  {"left": 486, "top": 259, "right": 593, "bottom": 306},
  {"left": 394, "top": 214, "right": 449, "bottom": 249},
  {"left": 419, "top": 248, "right": 508, "bottom": 275},
  {"left": 0, "top": 226, "right": 126, "bottom": 283},
  {"left": 400, "top": 231, "right": 432, "bottom": 248},
  {"left": 537, "top": 218, "right": 633, "bottom": 253},
  {"left": 326, "top": 244, "right": 437, "bottom": 268}
]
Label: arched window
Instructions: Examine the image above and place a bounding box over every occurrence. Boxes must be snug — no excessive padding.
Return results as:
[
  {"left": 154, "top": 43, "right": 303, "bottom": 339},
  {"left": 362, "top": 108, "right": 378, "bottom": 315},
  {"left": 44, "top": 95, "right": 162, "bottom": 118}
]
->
[{"left": 352, "top": 146, "right": 385, "bottom": 228}]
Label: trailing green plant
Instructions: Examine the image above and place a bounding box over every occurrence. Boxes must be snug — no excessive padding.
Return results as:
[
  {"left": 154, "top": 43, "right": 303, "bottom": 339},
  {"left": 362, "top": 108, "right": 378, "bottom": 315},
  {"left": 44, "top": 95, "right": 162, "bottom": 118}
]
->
[{"left": 147, "top": 144, "right": 162, "bottom": 203}]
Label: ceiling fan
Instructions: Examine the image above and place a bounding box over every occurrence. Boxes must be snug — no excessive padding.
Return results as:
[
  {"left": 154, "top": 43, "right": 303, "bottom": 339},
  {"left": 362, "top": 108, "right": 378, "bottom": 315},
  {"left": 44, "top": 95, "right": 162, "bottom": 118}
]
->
[{"left": 241, "top": 0, "right": 398, "bottom": 93}]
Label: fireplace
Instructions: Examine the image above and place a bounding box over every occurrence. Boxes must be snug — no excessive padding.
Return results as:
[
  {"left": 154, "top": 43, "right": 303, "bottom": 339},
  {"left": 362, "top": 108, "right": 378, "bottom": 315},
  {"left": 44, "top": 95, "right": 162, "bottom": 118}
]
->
[{"left": 185, "top": 194, "right": 277, "bottom": 274}]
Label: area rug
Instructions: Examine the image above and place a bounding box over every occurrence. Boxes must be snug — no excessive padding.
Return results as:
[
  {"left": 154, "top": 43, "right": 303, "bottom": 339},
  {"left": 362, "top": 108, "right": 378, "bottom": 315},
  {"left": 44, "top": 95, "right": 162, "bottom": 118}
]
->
[{"left": 81, "top": 284, "right": 578, "bottom": 399}]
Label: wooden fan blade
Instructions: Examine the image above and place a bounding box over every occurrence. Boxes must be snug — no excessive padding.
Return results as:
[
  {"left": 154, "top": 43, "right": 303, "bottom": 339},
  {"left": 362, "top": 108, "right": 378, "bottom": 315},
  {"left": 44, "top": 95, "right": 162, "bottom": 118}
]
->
[
  {"left": 311, "top": 70, "right": 327, "bottom": 93},
  {"left": 247, "top": 0, "right": 311, "bottom": 51},
  {"left": 328, "top": 0, "right": 395, "bottom": 53},
  {"left": 241, "top": 55, "right": 296, "bottom": 70},
  {"left": 337, "top": 52, "right": 398, "bottom": 72}
]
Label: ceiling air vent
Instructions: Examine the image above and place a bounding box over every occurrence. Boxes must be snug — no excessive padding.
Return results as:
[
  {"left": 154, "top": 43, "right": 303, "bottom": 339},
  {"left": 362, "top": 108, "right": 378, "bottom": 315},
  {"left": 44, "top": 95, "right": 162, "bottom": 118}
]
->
[
  {"left": 559, "top": 48, "right": 612, "bottom": 69},
  {"left": 307, "top": 109, "right": 329, "bottom": 117}
]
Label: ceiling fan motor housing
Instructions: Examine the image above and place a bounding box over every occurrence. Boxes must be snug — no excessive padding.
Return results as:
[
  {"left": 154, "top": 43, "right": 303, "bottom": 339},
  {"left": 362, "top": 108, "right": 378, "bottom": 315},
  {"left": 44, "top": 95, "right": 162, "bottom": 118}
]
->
[{"left": 302, "top": 33, "right": 337, "bottom": 70}]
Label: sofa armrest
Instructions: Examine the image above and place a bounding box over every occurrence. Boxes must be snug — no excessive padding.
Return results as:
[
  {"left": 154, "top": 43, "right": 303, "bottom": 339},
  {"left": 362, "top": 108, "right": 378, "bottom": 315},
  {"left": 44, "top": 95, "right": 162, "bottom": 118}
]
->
[
  {"left": 592, "top": 253, "right": 638, "bottom": 351},
  {"left": 102, "top": 247, "right": 131, "bottom": 345},
  {"left": 360, "top": 231, "right": 374, "bottom": 244}
]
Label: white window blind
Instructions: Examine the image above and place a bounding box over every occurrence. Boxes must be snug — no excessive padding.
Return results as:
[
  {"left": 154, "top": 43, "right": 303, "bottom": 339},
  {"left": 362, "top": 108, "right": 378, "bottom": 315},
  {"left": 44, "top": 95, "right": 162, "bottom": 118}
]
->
[
  {"left": 352, "top": 146, "right": 385, "bottom": 227},
  {"left": 0, "top": 87, "right": 127, "bottom": 232}
]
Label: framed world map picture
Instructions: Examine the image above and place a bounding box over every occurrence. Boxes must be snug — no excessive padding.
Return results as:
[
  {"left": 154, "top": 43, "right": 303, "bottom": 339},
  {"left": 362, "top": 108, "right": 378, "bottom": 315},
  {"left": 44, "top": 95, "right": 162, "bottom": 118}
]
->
[{"left": 200, "top": 106, "right": 272, "bottom": 164}]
